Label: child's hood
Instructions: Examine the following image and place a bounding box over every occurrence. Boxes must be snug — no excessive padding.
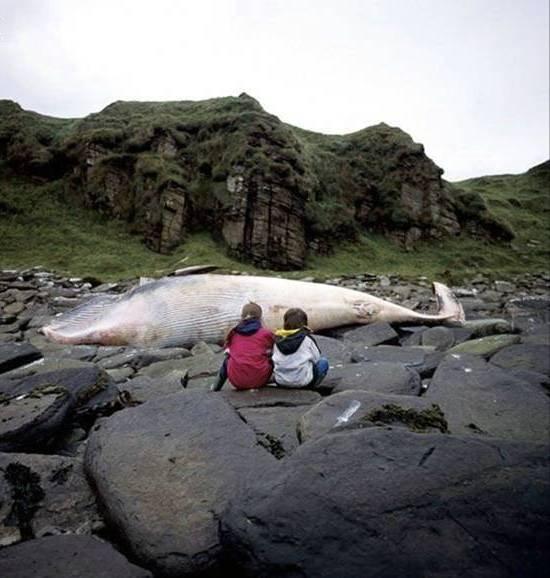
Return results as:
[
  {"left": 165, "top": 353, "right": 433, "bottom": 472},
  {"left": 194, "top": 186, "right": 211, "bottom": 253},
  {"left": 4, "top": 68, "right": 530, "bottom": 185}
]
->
[{"left": 275, "top": 328, "right": 309, "bottom": 355}]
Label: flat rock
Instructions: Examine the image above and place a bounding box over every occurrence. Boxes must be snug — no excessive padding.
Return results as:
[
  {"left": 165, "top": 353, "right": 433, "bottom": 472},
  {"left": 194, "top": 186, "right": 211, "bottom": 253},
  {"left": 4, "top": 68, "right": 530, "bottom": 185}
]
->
[
  {"left": 298, "top": 390, "right": 445, "bottom": 443},
  {"left": 0, "top": 364, "right": 114, "bottom": 406},
  {"left": 2, "top": 357, "right": 92, "bottom": 380},
  {"left": 447, "top": 333, "right": 521, "bottom": 357},
  {"left": 463, "top": 318, "right": 514, "bottom": 337},
  {"left": 122, "top": 373, "right": 186, "bottom": 403},
  {"left": 220, "top": 387, "right": 321, "bottom": 409},
  {"left": 0, "top": 389, "right": 70, "bottom": 452},
  {"left": 0, "top": 452, "right": 101, "bottom": 546},
  {"left": 44, "top": 344, "right": 98, "bottom": 361},
  {"left": 221, "top": 428, "right": 550, "bottom": 578},
  {"left": 85, "top": 391, "right": 276, "bottom": 576},
  {"left": 340, "top": 322, "right": 399, "bottom": 346},
  {"left": 351, "top": 344, "right": 430, "bottom": 367},
  {"left": 426, "top": 353, "right": 550, "bottom": 442},
  {"left": 0, "top": 535, "right": 152, "bottom": 578},
  {"left": 490, "top": 343, "right": 550, "bottom": 376},
  {"left": 520, "top": 323, "right": 550, "bottom": 345},
  {"left": 97, "top": 346, "right": 191, "bottom": 370},
  {"left": 311, "top": 335, "right": 353, "bottom": 364},
  {"left": 330, "top": 361, "right": 421, "bottom": 395},
  {"left": 105, "top": 366, "right": 135, "bottom": 383},
  {"left": 420, "top": 326, "right": 455, "bottom": 350},
  {"left": 0, "top": 343, "right": 42, "bottom": 374},
  {"left": 238, "top": 405, "right": 308, "bottom": 458},
  {"left": 508, "top": 368, "right": 550, "bottom": 392},
  {"left": 137, "top": 350, "right": 224, "bottom": 380}
]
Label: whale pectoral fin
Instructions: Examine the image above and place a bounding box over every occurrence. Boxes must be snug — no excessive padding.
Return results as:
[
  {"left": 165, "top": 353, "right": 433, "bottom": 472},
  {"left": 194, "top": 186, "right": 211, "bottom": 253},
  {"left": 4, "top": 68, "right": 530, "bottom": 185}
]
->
[{"left": 352, "top": 301, "right": 380, "bottom": 321}]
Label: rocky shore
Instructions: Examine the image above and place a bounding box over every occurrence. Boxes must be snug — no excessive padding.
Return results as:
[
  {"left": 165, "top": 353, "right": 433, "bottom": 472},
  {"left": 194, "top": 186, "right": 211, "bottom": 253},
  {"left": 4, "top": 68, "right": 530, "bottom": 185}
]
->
[{"left": 0, "top": 267, "right": 549, "bottom": 577}]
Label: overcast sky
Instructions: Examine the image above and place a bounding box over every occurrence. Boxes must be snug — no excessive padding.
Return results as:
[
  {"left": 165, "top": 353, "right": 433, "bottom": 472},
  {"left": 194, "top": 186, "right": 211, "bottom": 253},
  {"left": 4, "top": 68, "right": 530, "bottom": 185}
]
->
[{"left": 1, "top": 0, "right": 548, "bottom": 180}]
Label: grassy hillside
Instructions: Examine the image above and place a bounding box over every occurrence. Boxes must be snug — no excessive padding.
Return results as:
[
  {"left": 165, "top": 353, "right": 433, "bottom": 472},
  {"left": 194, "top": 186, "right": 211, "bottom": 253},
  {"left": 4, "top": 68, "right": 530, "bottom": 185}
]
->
[
  {"left": 453, "top": 161, "right": 550, "bottom": 274},
  {"left": 1, "top": 161, "right": 548, "bottom": 282}
]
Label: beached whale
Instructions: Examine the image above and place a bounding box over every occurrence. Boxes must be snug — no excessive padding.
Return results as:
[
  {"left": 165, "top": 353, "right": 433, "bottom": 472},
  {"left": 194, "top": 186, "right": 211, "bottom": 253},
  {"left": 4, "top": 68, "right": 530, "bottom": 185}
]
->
[{"left": 41, "top": 273, "right": 465, "bottom": 348}]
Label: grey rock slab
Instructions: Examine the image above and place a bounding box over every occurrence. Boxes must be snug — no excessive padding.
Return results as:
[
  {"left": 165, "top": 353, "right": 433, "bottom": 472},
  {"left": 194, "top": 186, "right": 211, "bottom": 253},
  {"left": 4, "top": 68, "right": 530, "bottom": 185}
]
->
[
  {"left": 298, "top": 389, "right": 445, "bottom": 443},
  {"left": 105, "top": 366, "right": 135, "bottom": 383},
  {"left": 220, "top": 387, "right": 321, "bottom": 409},
  {"left": 426, "top": 353, "right": 550, "bottom": 442},
  {"left": 221, "top": 428, "right": 550, "bottom": 578},
  {"left": 0, "top": 342, "right": 42, "bottom": 374},
  {"left": 97, "top": 347, "right": 191, "bottom": 370},
  {"left": 490, "top": 343, "right": 550, "bottom": 376},
  {"left": 330, "top": 361, "right": 421, "bottom": 395},
  {"left": 311, "top": 334, "right": 353, "bottom": 364},
  {"left": 351, "top": 344, "right": 431, "bottom": 367},
  {"left": 0, "top": 390, "right": 70, "bottom": 452},
  {"left": 0, "top": 364, "right": 113, "bottom": 405},
  {"left": 93, "top": 346, "right": 127, "bottom": 361},
  {"left": 85, "top": 391, "right": 277, "bottom": 576},
  {"left": 340, "top": 322, "right": 399, "bottom": 346},
  {"left": 3, "top": 301, "right": 25, "bottom": 316},
  {"left": 521, "top": 323, "right": 550, "bottom": 345},
  {"left": 137, "top": 350, "right": 224, "bottom": 380},
  {"left": 420, "top": 326, "right": 455, "bottom": 350},
  {"left": 0, "top": 452, "right": 101, "bottom": 546},
  {"left": 0, "top": 535, "right": 152, "bottom": 578},
  {"left": 508, "top": 368, "right": 550, "bottom": 392},
  {"left": 463, "top": 317, "right": 514, "bottom": 337},
  {"left": 2, "top": 357, "right": 92, "bottom": 380},
  {"left": 415, "top": 350, "right": 446, "bottom": 378},
  {"left": 447, "top": 333, "right": 521, "bottom": 357},
  {"left": 238, "top": 405, "right": 308, "bottom": 458},
  {"left": 122, "top": 374, "right": 184, "bottom": 403},
  {"left": 43, "top": 344, "right": 98, "bottom": 361}
]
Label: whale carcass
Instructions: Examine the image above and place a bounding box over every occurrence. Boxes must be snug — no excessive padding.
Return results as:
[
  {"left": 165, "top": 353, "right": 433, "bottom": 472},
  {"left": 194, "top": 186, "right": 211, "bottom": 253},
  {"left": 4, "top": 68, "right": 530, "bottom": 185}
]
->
[{"left": 42, "top": 273, "right": 465, "bottom": 348}]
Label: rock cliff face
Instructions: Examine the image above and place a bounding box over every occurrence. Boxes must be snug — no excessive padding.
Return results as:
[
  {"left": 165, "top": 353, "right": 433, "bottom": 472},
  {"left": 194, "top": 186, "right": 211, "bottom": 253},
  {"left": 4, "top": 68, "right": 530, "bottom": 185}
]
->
[{"left": 0, "top": 96, "right": 512, "bottom": 269}]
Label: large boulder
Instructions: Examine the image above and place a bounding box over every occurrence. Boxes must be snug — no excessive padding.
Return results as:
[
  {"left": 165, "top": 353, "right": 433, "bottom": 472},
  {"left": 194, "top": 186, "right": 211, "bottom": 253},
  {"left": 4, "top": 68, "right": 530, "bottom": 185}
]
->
[
  {"left": 0, "top": 386, "right": 72, "bottom": 453},
  {"left": 312, "top": 335, "right": 354, "bottom": 365},
  {"left": 447, "top": 333, "right": 520, "bottom": 357},
  {"left": 0, "top": 364, "right": 119, "bottom": 450},
  {"left": 426, "top": 353, "right": 550, "bottom": 442},
  {"left": 0, "top": 343, "right": 42, "bottom": 374},
  {"left": 85, "top": 391, "right": 276, "bottom": 576},
  {"left": 0, "top": 452, "right": 101, "bottom": 546},
  {"left": 0, "top": 535, "right": 152, "bottom": 578},
  {"left": 221, "top": 428, "right": 550, "bottom": 578},
  {"left": 238, "top": 405, "right": 308, "bottom": 459},
  {"left": 351, "top": 344, "right": 430, "bottom": 367},
  {"left": 298, "top": 390, "right": 446, "bottom": 443},
  {"left": 339, "top": 322, "right": 399, "bottom": 346},
  {"left": 330, "top": 361, "right": 421, "bottom": 395},
  {"left": 490, "top": 343, "right": 550, "bottom": 376}
]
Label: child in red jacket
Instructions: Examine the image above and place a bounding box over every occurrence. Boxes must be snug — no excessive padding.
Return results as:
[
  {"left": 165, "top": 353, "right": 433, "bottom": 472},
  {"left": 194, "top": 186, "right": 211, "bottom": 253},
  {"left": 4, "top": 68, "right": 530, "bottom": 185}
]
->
[{"left": 211, "top": 302, "right": 274, "bottom": 391}]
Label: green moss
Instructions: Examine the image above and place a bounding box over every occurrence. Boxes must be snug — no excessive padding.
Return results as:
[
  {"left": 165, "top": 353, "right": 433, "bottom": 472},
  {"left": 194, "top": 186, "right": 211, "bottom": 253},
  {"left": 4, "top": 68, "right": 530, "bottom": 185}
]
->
[{"left": 364, "top": 403, "right": 449, "bottom": 433}]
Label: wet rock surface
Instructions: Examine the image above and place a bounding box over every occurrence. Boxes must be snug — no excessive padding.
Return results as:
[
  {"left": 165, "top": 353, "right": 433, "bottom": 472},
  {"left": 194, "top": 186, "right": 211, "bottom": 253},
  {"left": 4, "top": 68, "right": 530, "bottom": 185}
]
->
[
  {"left": 221, "top": 429, "right": 550, "bottom": 578},
  {"left": 0, "top": 267, "right": 549, "bottom": 576},
  {"left": 0, "top": 534, "right": 152, "bottom": 577}
]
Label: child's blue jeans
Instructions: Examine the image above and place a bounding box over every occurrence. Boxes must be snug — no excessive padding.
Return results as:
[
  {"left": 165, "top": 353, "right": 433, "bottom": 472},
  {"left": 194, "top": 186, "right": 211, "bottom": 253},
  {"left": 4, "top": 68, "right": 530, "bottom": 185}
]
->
[{"left": 310, "top": 357, "right": 329, "bottom": 387}]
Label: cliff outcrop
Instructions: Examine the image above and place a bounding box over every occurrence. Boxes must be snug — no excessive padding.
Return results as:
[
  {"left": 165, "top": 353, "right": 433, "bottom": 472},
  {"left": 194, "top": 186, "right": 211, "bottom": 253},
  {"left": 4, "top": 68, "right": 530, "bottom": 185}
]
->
[{"left": 0, "top": 96, "right": 512, "bottom": 269}]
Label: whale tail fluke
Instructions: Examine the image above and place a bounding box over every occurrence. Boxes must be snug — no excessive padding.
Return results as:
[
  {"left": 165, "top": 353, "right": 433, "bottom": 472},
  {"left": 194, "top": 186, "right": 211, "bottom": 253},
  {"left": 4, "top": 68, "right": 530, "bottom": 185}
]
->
[{"left": 433, "top": 282, "right": 465, "bottom": 325}]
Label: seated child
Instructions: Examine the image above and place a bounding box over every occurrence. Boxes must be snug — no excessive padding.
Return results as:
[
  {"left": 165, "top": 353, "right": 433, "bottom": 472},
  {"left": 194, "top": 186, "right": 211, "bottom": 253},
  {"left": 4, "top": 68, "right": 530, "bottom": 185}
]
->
[
  {"left": 211, "top": 302, "right": 274, "bottom": 391},
  {"left": 272, "top": 307, "right": 329, "bottom": 388}
]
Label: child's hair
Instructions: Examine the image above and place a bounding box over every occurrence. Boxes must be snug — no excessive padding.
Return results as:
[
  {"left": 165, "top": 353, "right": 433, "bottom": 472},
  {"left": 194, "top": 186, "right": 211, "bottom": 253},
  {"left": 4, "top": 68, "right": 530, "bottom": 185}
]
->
[
  {"left": 241, "top": 302, "right": 262, "bottom": 320},
  {"left": 283, "top": 308, "right": 308, "bottom": 330}
]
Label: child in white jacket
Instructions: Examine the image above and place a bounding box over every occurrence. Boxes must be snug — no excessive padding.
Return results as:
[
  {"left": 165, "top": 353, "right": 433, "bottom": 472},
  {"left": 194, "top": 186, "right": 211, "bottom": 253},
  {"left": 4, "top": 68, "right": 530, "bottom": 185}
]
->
[{"left": 272, "top": 308, "right": 329, "bottom": 388}]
